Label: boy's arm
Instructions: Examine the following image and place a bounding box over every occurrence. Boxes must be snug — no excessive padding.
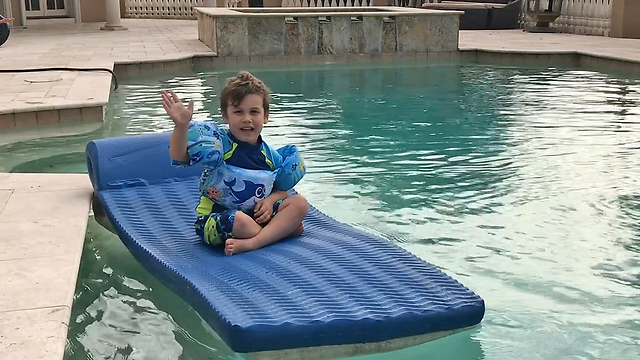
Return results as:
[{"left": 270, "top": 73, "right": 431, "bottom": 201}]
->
[
  {"left": 162, "top": 90, "right": 192, "bottom": 163},
  {"left": 170, "top": 124, "right": 190, "bottom": 163}
]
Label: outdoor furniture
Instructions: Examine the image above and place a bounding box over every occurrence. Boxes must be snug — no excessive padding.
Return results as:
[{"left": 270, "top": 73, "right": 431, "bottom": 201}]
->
[{"left": 422, "top": 0, "right": 522, "bottom": 30}]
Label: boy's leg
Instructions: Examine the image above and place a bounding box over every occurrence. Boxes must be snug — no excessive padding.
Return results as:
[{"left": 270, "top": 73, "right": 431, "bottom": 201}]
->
[
  {"left": 231, "top": 211, "right": 262, "bottom": 239},
  {"left": 197, "top": 209, "right": 261, "bottom": 249},
  {"left": 225, "top": 195, "right": 308, "bottom": 256}
]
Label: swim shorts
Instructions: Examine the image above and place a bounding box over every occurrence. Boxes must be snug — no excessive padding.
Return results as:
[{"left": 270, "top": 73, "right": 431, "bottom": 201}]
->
[{"left": 195, "top": 198, "right": 285, "bottom": 247}]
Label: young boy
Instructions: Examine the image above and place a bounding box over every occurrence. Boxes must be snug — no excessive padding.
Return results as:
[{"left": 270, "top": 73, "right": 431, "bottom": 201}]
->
[{"left": 162, "top": 71, "right": 308, "bottom": 256}]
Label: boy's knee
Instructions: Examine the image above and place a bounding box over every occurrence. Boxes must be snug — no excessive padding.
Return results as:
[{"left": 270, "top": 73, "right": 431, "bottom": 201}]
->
[
  {"left": 233, "top": 211, "right": 254, "bottom": 229},
  {"left": 289, "top": 195, "right": 309, "bottom": 215}
]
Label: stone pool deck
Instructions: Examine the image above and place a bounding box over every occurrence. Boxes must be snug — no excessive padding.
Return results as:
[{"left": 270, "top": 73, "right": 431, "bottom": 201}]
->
[{"left": 1, "top": 17, "right": 640, "bottom": 360}]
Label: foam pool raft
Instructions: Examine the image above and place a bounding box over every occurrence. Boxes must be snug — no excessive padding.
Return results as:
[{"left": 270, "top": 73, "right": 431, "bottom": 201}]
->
[{"left": 86, "top": 133, "right": 485, "bottom": 360}]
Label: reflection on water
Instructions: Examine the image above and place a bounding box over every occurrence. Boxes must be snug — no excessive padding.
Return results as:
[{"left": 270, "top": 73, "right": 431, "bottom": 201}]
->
[{"left": 2, "top": 62, "right": 639, "bottom": 360}]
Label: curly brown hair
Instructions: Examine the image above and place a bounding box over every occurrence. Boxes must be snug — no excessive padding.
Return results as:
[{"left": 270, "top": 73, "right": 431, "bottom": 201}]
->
[{"left": 220, "top": 71, "right": 271, "bottom": 118}]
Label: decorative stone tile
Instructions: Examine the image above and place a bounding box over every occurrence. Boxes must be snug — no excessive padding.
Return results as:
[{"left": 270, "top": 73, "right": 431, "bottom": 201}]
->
[
  {"left": 331, "top": 17, "right": 350, "bottom": 55},
  {"left": 349, "top": 20, "right": 365, "bottom": 54},
  {"left": 217, "top": 56, "right": 234, "bottom": 66},
  {"left": 396, "top": 16, "right": 428, "bottom": 53},
  {"left": 140, "top": 63, "right": 155, "bottom": 73},
  {"left": 113, "top": 64, "right": 128, "bottom": 76},
  {"left": 152, "top": 61, "right": 166, "bottom": 71},
  {"left": 459, "top": 50, "right": 477, "bottom": 61},
  {"left": 427, "top": 15, "right": 459, "bottom": 52},
  {"left": 382, "top": 19, "right": 397, "bottom": 53},
  {"left": 36, "top": 110, "right": 60, "bottom": 126},
  {"left": 0, "top": 113, "right": 15, "bottom": 129},
  {"left": 298, "top": 17, "right": 319, "bottom": 56},
  {"left": 363, "top": 17, "right": 383, "bottom": 54},
  {"left": 127, "top": 64, "right": 141, "bottom": 75},
  {"left": 437, "top": 51, "right": 451, "bottom": 61},
  {"left": 14, "top": 112, "right": 37, "bottom": 128},
  {"left": 396, "top": 52, "right": 417, "bottom": 64},
  {"left": 249, "top": 56, "right": 263, "bottom": 64},
  {"left": 58, "top": 108, "right": 83, "bottom": 123},
  {"left": 217, "top": 18, "right": 249, "bottom": 56},
  {"left": 346, "top": 54, "right": 370, "bottom": 63},
  {"left": 266, "top": 55, "right": 287, "bottom": 65},
  {"left": 318, "top": 20, "right": 332, "bottom": 55},
  {"left": 285, "top": 22, "right": 301, "bottom": 56},
  {"left": 81, "top": 106, "right": 104, "bottom": 122},
  {"left": 370, "top": 52, "right": 397, "bottom": 63},
  {"left": 236, "top": 56, "right": 251, "bottom": 65}
]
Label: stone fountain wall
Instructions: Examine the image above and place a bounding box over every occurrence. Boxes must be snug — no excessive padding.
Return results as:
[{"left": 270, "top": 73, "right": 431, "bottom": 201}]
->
[{"left": 197, "top": 7, "right": 460, "bottom": 57}]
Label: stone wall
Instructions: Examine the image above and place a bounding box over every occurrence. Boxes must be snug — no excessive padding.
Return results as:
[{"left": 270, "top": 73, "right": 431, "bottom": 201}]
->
[{"left": 198, "top": 8, "right": 460, "bottom": 57}]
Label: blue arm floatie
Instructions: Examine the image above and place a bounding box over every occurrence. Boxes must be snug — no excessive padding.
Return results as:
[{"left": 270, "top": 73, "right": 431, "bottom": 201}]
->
[
  {"left": 274, "top": 145, "right": 306, "bottom": 191},
  {"left": 182, "top": 121, "right": 226, "bottom": 168}
]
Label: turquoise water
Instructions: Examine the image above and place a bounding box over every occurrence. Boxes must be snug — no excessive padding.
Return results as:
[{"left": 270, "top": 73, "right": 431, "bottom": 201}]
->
[{"left": 2, "top": 62, "right": 640, "bottom": 360}]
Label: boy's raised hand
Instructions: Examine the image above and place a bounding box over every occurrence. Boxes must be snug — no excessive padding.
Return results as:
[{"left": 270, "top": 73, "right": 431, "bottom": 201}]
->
[{"left": 162, "top": 90, "right": 193, "bottom": 127}]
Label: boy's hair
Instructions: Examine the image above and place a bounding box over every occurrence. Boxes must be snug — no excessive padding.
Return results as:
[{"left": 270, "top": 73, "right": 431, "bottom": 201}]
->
[{"left": 220, "top": 71, "right": 270, "bottom": 118}]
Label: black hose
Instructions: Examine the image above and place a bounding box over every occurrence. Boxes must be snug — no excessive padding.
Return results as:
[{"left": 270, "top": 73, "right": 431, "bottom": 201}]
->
[{"left": 0, "top": 67, "right": 118, "bottom": 90}]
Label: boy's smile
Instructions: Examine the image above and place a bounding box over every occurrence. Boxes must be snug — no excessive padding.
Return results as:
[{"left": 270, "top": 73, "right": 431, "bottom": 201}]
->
[{"left": 224, "top": 94, "right": 268, "bottom": 145}]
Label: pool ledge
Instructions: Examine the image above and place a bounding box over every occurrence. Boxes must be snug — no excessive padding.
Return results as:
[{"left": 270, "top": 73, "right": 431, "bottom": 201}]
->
[{"left": 0, "top": 173, "right": 92, "bottom": 360}]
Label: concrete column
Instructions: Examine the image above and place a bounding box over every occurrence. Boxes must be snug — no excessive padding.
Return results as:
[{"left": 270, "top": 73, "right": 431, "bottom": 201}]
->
[
  {"left": 611, "top": 0, "right": 640, "bottom": 39},
  {"left": 101, "top": 0, "right": 127, "bottom": 31}
]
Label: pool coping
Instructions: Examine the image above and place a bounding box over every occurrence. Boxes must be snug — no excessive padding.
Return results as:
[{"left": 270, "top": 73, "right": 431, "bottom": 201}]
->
[
  {"left": 0, "top": 173, "right": 93, "bottom": 360},
  {"left": 2, "top": 21, "right": 640, "bottom": 360}
]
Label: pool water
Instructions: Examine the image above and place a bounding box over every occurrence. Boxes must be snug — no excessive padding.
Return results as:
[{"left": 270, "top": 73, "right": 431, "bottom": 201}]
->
[{"left": 3, "top": 62, "right": 640, "bottom": 360}]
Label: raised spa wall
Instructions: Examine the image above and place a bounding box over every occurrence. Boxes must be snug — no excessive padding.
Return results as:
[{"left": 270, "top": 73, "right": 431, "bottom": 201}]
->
[{"left": 196, "top": 7, "right": 462, "bottom": 57}]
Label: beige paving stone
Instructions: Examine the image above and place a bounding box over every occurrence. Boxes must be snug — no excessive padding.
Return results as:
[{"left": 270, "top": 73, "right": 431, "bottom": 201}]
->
[
  {"left": 0, "top": 190, "right": 11, "bottom": 215},
  {"left": 0, "top": 189, "right": 91, "bottom": 223},
  {"left": 0, "top": 95, "right": 15, "bottom": 104},
  {"left": 0, "top": 306, "right": 68, "bottom": 360},
  {"left": 0, "top": 218, "right": 87, "bottom": 261},
  {"left": 0, "top": 255, "right": 77, "bottom": 311},
  {"left": 45, "top": 86, "right": 71, "bottom": 99},
  {"left": 0, "top": 173, "right": 91, "bottom": 193}
]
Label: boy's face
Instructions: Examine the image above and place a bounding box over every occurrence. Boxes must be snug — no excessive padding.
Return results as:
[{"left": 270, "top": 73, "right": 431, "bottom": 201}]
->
[{"left": 223, "top": 94, "right": 268, "bottom": 145}]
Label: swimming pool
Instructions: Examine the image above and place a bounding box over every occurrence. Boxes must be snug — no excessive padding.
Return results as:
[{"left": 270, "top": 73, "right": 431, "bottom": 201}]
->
[{"left": 2, "top": 61, "right": 639, "bottom": 360}]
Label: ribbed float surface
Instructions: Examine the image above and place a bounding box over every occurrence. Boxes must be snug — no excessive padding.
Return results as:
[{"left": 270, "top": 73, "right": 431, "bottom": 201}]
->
[{"left": 86, "top": 133, "right": 485, "bottom": 353}]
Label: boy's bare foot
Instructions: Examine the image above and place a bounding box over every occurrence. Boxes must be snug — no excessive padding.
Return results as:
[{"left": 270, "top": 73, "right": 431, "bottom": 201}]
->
[
  {"left": 225, "top": 224, "right": 304, "bottom": 256},
  {"left": 289, "top": 223, "right": 304, "bottom": 237},
  {"left": 225, "top": 238, "right": 255, "bottom": 256}
]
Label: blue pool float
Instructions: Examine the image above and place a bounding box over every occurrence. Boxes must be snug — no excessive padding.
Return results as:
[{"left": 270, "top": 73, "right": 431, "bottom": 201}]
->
[{"left": 86, "top": 132, "right": 485, "bottom": 359}]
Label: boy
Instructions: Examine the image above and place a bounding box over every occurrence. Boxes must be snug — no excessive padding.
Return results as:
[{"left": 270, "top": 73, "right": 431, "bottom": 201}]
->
[{"left": 162, "top": 71, "right": 308, "bottom": 256}]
